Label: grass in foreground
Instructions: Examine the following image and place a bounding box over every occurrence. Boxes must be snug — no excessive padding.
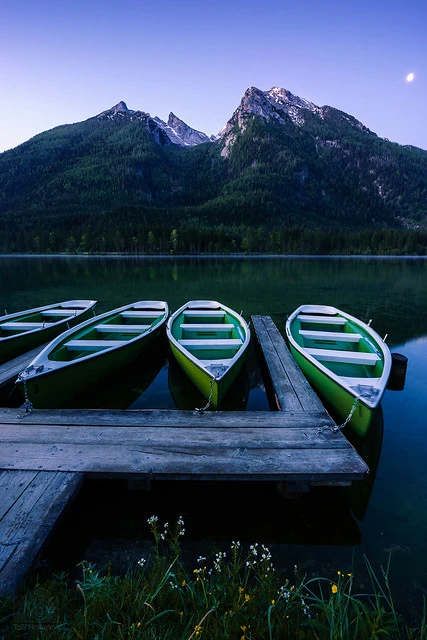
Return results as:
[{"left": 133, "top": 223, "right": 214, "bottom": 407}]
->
[{"left": 0, "top": 516, "right": 426, "bottom": 639}]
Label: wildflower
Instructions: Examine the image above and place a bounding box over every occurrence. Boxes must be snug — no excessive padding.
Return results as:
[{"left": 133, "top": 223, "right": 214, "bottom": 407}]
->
[
  {"left": 181, "top": 579, "right": 186, "bottom": 587},
  {"left": 331, "top": 584, "right": 338, "bottom": 594},
  {"left": 194, "top": 624, "right": 202, "bottom": 637},
  {"left": 239, "top": 587, "right": 245, "bottom": 594},
  {"left": 245, "top": 594, "right": 250, "bottom": 602},
  {"left": 197, "top": 556, "right": 206, "bottom": 564},
  {"left": 147, "top": 515, "right": 158, "bottom": 525},
  {"left": 347, "top": 572, "right": 352, "bottom": 577},
  {"left": 337, "top": 570, "right": 341, "bottom": 576},
  {"left": 271, "top": 599, "right": 275, "bottom": 605},
  {"left": 137, "top": 557, "right": 146, "bottom": 568},
  {"left": 179, "top": 611, "right": 184, "bottom": 617},
  {"left": 241, "top": 625, "right": 247, "bottom": 631}
]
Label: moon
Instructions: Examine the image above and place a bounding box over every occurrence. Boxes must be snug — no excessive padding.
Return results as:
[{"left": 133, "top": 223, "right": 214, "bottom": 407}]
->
[{"left": 406, "top": 72, "right": 415, "bottom": 82}]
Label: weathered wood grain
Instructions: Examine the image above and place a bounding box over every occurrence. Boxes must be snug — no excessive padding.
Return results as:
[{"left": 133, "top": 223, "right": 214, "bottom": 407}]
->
[
  {"left": 0, "top": 441, "right": 367, "bottom": 479},
  {"left": 0, "top": 407, "right": 336, "bottom": 429},
  {"left": 0, "top": 423, "right": 348, "bottom": 448},
  {"left": 252, "top": 316, "right": 325, "bottom": 412},
  {"left": 0, "top": 470, "right": 83, "bottom": 596},
  {"left": 0, "top": 469, "right": 39, "bottom": 521}
]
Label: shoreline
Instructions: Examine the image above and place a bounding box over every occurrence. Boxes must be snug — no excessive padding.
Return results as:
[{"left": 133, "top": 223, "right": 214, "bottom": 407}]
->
[{"left": 0, "top": 253, "right": 426, "bottom": 260}]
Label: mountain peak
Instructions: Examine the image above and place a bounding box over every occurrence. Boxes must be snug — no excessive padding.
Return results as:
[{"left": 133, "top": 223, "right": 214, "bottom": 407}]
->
[
  {"left": 219, "top": 85, "right": 372, "bottom": 156},
  {"left": 163, "top": 112, "right": 210, "bottom": 146},
  {"left": 111, "top": 101, "right": 131, "bottom": 113},
  {"left": 97, "top": 101, "right": 135, "bottom": 119}
]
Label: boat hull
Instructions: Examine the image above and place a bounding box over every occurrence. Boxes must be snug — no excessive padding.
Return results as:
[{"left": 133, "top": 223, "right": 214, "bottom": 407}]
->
[
  {"left": 17, "top": 301, "right": 168, "bottom": 409},
  {"left": 169, "top": 341, "right": 245, "bottom": 408},
  {"left": 289, "top": 344, "right": 377, "bottom": 435},
  {"left": 0, "top": 300, "right": 97, "bottom": 364},
  {"left": 167, "top": 300, "right": 250, "bottom": 409}
]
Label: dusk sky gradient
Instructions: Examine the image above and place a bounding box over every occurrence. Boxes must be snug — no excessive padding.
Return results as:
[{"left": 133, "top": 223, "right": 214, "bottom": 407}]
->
[{"left": 1, "top": 0, "right": 426, "bottom": 153}]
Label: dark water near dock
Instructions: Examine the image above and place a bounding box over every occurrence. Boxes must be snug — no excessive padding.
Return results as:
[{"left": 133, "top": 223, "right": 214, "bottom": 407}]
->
[{"left": 1, "top": 255, "right": 427, "bottom": 616}]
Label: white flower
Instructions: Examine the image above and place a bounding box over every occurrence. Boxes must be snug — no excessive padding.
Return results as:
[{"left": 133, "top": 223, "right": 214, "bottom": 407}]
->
[{"left": 137, "top": 557, "right": 146, "bottom": 567}]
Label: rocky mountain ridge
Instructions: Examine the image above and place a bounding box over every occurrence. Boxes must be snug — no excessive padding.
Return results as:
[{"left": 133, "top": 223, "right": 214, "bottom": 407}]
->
[
  {"left": 96, "top": 101, "right": 211, "bottom": 147},
  {"left": 0, "top": 85, "right": 426, "bottom": 241}
]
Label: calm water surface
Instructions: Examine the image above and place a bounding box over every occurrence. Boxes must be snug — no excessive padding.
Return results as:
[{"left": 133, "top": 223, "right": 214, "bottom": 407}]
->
[{"left": 1, "top": 256, "right": 427, "bottom": 615}]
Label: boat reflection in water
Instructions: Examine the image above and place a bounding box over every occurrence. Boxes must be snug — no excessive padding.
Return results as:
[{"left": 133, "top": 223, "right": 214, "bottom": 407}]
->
[
  {"left": 345, "top": 406, "right": 384, "bottom": 521},
  {"left": 168, "top": 355, "right": 250, "bottom": 411}
]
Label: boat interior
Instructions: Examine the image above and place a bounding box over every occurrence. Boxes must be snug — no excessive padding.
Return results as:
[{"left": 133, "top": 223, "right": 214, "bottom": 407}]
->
[
  {"left": 50, "top": 304, "right": 167, "bottom": 362},
  {"left": 176, "top": 308, "right": 245, "bottom": 364},
  {"left": 295, "top": 311, "right": 384, "bottom": 380},
  {"left": 0, "top": 303, "right": 90, "bottom": 337}
]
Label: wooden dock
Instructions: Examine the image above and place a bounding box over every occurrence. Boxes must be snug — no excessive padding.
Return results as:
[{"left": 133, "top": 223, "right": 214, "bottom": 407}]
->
[{"left": 0, "top": 316, "right": 368, "bottom": 595}]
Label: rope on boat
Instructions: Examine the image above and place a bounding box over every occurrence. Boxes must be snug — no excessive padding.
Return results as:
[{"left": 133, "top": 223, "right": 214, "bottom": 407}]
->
[{"left": 317, "top": 397, "right": 359, "bottom": 434}]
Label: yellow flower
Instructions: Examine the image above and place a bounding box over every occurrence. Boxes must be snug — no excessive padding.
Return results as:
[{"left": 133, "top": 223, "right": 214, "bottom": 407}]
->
[
  {"left": 245, "top": 594, "right": 250, "bottom": 602},
  {"left": 347, "top": 573, "right": 352, "bottom": 577},
  {"left": 240, "top": 626, "right": 247, "bottom": 631},
  {"left": 271, "top": 599, "right": 275, "bottom": 605},
  {"left": 337, "top": 570, "right": 341, "bottom": 576},
  {"left": 181, "top": 579, "right": 186, "bottom": 587},
  {"left": 179, "top": 611, "right": 184, "bottom": 617},
  {"left": 239, "top": 586, "right": 245, "bottom": 594},
  {"left": 331, "top": 584, "right": 338, "bottom": 594}
]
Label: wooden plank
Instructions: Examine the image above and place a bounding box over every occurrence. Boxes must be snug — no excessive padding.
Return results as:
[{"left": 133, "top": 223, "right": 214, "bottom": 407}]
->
[
  {"left": 0, "top": 407, "right": 335, "bottom": 429},
  {"left": 0, "top": 441, "right": 367, "bottom": 479},
  {"left": 0, "top": 470, "right": 83, "bottom": 596},
  {"left": 252, "top": 316, "right": 327, "bottom": 412},
  {"left": 0, "top": 424, "right": 350, "bottom": 449},
  {"left": 0, "top": 469, "right": 39, "bottom": 520},
  {"left": 252, "top": 315, "right": 302, "bottom": 411},
  {"left": 0, "top": 344, "right": 48, "bottom": 389},
  {"left": 262, "top": 316, "right": 328, "bottom": 412}
]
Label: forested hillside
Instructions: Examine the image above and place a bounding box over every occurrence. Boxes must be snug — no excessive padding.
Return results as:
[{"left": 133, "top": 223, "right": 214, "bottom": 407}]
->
[{"left": 1, "top": 88, "right": 426, "bottom": 254}]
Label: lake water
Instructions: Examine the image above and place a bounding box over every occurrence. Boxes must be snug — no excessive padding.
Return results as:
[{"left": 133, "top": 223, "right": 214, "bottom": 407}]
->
[{"left": 1, "top": 255, "right": 427, "bottom": 616}]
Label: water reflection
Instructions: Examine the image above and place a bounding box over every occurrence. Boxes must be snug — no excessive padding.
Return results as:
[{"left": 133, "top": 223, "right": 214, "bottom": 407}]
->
[
  {"left": 345, "top": 408, "right": 384, "bottom": 521},
  {"left": 2, "top": 257, "right": 427, "bottom": 612}
]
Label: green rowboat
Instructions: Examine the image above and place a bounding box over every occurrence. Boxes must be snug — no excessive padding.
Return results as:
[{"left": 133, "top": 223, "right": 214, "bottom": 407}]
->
[
  {"left": 17, "top": 300, "right": 168, "bottom": 408},
  {"left": 0, "top": 300, "right": 97, "bottom": 364},
  {"left": 285, "top": 304, "right": 391, "bottom": 435},
  {"left": 166, "top": 300, "right": 250, "bottom": 409}
]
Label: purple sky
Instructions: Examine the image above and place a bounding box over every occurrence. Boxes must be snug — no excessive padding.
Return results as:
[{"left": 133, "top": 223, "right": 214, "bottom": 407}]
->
[{"left": 1, "top": 0, "right": 426, "bottom": 153}]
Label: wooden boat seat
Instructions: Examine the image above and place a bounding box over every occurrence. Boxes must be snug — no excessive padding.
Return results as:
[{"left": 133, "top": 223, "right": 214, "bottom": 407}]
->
[
  {"left": 180, "top": 323, "right": 233, "bottom": 331},
  {"left": 305, "top": 347, "right": 380, "bottom": 366},
  {"left": 95, "top": 324, "right": 150, "bottom": 333},
  {"left": 133, "top": 301, "right": 165, "bottom": 310},
  {"left": 297, "top": 315, "right": 347, "bottom": 325},
  {"left": 65, "top": 339, "right": 127, "bottom": 351},
  {"left": 0, "top": 321, "right": 55, "bottom": 330},
  {"left": 299, "top": 330, "right": 362, "bottom": 342},
  {"left": 120, "top": 311, "right": 160, "bottom": 319},
  {"left": 41, "top": 310, "right": 78, "bottom": 317},
  {"left": 183, "top": 311, "right": 226, "bottom": 318},
  {"left": 178, "top": 338, "right": 242, "bottom": 350}
]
